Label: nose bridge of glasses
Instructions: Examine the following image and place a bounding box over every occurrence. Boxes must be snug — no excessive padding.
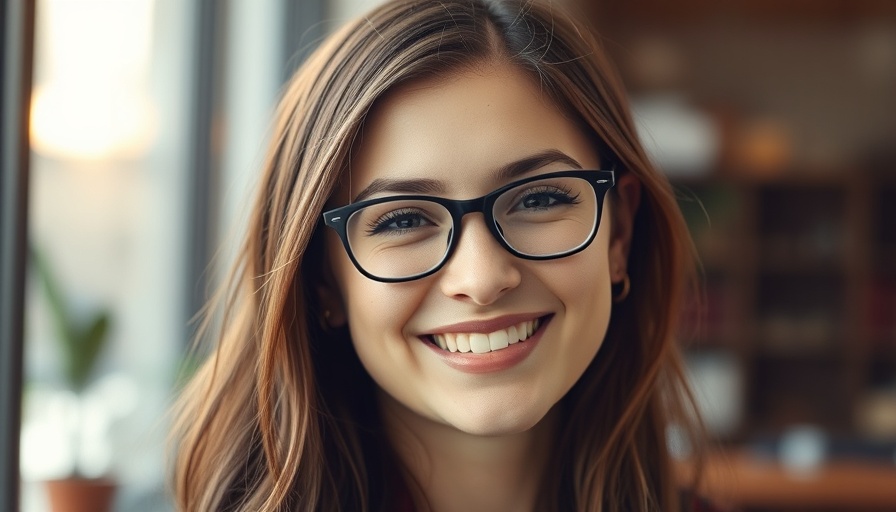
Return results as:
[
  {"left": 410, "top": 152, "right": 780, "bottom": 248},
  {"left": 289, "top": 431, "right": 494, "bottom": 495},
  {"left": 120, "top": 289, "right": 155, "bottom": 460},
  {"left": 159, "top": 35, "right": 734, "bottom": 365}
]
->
[
  {"left": 450, "top": 195, "right": 491, "bottom": 217},
  {"left": 446, "top": 195, "right": 504, "bottom": 248}
]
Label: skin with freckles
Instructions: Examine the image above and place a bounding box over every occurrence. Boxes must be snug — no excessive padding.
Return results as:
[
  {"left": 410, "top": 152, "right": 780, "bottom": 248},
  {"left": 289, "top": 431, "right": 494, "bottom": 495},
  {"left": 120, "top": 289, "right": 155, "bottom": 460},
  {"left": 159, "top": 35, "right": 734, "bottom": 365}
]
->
[{"left": 322, "top": 61, "right": 639, "bottom": 511}]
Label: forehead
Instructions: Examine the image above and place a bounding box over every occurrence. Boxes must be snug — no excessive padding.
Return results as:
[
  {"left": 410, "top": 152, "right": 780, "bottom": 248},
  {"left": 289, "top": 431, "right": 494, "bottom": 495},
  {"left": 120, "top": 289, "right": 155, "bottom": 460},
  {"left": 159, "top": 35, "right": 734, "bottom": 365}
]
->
[{"left": 341, "top": 61, "right": 599, "bottom": 201}]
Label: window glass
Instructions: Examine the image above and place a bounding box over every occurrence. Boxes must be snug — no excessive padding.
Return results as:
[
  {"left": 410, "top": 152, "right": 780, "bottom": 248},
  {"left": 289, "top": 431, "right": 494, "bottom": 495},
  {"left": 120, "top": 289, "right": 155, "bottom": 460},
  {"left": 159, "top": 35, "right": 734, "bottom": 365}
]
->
[{"left": 21, "top": 1, "right": 194, "bottom": 510}]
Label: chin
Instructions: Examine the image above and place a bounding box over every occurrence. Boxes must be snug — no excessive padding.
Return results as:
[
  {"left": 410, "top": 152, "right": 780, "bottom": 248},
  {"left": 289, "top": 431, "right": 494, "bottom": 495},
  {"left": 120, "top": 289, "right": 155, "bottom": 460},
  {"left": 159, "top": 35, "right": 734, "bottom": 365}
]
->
[{"left": 443, "top": 401, "right": 553, "bottom": 437}]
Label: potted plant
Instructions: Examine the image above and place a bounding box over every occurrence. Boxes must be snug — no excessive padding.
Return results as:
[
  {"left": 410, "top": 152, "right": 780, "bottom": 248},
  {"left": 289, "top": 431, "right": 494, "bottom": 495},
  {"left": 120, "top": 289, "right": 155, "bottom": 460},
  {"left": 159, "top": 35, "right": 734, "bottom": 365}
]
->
[{"left": 31, "top": 248, "right": 117, "bottom": 512}]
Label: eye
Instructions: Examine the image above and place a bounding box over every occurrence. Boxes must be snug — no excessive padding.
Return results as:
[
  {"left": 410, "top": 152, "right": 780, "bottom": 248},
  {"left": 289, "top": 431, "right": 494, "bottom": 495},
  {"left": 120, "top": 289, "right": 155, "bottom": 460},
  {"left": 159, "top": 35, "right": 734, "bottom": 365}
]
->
[
  {"left": 366, "top": 208, "right": 434, "bottom": 235},
  {"left": 514, "top": 186, "right": 580, "bottom": 211}
]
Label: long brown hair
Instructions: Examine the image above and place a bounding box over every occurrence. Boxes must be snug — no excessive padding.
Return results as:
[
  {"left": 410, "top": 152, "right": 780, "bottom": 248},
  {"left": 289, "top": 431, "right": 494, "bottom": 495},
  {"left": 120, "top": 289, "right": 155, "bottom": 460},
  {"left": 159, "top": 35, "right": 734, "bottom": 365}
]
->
[{"left": 171, "top": 1, "right": 703, "bottom": 510}]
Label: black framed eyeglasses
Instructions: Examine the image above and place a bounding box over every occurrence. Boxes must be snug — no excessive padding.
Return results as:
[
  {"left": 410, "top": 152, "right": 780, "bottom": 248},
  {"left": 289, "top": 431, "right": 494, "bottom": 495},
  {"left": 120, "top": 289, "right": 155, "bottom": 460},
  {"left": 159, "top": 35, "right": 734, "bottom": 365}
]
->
[{"left": 322, "top": 169, "right": 615, "bottom": 282}]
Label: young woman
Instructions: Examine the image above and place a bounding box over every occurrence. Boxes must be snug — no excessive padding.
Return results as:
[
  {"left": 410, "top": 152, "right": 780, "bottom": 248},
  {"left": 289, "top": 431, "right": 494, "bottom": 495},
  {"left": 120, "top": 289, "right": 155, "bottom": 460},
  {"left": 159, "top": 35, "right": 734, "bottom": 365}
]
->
[{"left": 172, "top": 1, "right": 707, "bottom": 510}]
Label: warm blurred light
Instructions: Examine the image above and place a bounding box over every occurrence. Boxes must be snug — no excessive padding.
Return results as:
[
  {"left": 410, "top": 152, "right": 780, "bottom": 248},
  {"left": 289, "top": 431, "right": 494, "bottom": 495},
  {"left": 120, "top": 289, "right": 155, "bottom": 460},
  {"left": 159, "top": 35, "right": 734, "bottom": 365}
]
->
[
  {"left": 29, "top": 0, "right": 156, "bottom": 160},
  {"left": 31, "top": 86, "right": 156, "bottom": 160}
]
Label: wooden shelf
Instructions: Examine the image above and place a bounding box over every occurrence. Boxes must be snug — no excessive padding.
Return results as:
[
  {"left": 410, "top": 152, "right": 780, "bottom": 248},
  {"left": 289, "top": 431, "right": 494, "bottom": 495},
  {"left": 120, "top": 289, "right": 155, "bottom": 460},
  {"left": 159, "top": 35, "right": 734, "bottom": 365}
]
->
[
  {"left": 669, "top": 171, "right": 893, "bottom": 440},
  {"left": 679, "top": 449, "right": 896, "bottom": 511}
]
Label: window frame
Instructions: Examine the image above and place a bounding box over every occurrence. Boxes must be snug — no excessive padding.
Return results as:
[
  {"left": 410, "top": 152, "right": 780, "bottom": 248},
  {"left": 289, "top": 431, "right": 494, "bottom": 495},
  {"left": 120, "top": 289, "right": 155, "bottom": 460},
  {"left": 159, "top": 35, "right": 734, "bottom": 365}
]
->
[{"left": 1, "top": 0, "right": 36, "bottom": 510}]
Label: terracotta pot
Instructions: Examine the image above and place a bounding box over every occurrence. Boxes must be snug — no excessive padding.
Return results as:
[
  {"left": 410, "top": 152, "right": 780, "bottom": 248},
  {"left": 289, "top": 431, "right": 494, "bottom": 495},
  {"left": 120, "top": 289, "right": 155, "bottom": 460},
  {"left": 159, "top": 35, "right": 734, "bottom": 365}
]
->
[{"left": 45, "top": 478, "right": 117, "bottom": 512}]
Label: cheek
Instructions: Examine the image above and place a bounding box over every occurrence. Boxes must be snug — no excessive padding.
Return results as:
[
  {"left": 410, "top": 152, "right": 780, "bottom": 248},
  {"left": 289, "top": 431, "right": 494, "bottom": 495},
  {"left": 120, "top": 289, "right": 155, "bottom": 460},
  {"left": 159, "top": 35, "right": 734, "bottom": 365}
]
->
[
  {"left": 343, "top": 279, "right": 419, "bottom": 335},
  {"left": 557, "top": 257, "right": 612, "bottom": 357},
  {"left": 551, "top": 227, "right": 614, "bottom": 315},
  {"left": 538, "top": 225, "right": 614, "bottom": 374},
  {"left": 330, "top": 253, "right": 427, "bottom": 355},
  {"left": 326, "top": 232, "right": 433, "bottom": 383},
  {"left": 554, "top": 256, "right": 610, "bottom": 302}
]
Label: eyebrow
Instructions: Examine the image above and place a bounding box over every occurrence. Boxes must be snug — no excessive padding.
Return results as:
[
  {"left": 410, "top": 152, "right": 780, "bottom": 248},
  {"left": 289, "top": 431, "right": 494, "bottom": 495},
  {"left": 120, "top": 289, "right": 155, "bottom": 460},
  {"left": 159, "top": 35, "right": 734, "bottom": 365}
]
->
[{"left": 351, "top": 149, "right": 583, "bottom": 203}]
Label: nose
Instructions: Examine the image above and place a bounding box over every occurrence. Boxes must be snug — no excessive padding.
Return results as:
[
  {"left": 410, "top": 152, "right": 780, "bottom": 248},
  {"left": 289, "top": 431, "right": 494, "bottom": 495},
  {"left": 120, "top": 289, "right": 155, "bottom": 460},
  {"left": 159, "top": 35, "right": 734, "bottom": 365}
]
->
[{"left": 438, "top": 214, "right": 522, "bottom": 305}]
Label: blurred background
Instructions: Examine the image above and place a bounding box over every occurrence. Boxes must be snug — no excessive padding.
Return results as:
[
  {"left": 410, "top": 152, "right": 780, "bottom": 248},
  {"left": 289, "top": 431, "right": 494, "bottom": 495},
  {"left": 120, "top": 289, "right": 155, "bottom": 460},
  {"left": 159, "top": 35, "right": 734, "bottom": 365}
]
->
[
  {"left": 580, "top": 1, "right": 896, "bottom": 511},
  {"left": 10, "top": 0, "right": 896, "bottom": 511}
]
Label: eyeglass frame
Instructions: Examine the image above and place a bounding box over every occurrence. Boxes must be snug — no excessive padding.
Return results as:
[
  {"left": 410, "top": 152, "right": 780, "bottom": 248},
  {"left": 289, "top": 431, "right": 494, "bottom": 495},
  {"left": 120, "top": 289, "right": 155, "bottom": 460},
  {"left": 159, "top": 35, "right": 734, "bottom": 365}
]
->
[{"left": 321, "top": 169, "right": 616, "bottom": 283}]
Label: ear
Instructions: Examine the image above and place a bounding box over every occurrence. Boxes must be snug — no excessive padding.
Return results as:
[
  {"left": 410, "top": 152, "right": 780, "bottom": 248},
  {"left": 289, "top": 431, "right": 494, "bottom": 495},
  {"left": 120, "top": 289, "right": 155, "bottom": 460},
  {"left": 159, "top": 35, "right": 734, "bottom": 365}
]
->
[
  {"left": 607, "top": 172, "right": 641, "bottom": 284},
  {"left": 315, "top": 272, "right": 347, "bottom": 329}
]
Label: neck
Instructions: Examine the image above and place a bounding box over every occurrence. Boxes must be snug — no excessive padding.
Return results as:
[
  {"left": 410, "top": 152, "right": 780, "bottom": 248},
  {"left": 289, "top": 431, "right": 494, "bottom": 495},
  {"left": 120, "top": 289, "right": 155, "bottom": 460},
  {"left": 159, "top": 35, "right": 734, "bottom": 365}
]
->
[{"left": 379, "top": 393, "right": 558, "bottom": 512}]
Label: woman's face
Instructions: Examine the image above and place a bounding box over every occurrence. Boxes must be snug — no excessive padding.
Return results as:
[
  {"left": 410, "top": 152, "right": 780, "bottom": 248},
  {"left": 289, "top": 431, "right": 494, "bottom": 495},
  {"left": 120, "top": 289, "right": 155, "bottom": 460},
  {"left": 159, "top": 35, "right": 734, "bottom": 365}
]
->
[{"left": 324, "top": 62, "right": 628, "bottom": 436}]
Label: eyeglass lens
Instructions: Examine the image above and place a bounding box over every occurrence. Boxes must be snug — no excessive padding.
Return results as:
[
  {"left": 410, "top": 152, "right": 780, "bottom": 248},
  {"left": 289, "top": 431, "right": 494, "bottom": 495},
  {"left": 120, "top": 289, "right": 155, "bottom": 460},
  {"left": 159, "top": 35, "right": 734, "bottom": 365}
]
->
[{"left": 344, "top": 176, "right": 599, "bottom": 280}]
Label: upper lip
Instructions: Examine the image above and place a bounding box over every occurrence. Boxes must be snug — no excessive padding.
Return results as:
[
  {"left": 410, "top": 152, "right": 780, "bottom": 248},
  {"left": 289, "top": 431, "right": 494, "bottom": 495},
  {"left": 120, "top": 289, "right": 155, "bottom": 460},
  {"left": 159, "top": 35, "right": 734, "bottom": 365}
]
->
[{"left": 423, "top": 312, "right": 551, "bottom": 335}]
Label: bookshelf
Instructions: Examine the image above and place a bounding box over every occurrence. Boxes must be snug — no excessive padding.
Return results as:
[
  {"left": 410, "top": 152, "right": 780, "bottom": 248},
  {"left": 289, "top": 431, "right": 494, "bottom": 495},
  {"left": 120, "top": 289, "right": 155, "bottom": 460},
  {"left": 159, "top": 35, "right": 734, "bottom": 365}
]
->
[{"left": 675, "top": 171, "right": 896, "bottom": 439}]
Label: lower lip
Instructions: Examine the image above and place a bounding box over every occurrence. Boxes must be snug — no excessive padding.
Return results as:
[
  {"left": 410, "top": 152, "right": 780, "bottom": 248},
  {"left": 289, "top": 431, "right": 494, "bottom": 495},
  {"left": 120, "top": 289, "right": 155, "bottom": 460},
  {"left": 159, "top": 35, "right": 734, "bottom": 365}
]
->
[{"left": 422, "top": 316, "right": 551, "bottom": 374}]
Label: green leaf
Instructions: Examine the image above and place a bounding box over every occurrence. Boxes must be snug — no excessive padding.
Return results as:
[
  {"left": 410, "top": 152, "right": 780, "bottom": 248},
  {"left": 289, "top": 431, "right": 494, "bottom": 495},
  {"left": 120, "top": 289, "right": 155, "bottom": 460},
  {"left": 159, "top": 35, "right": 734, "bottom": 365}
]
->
[
  {"left": 31, "top": 247, "right": 78, "bottom": 347},
  {"left": 31, "top": 246, "right": 112, "bottom": 392},
  {"left": 69, "top": 312, "right": 111, "bottom": 392}
]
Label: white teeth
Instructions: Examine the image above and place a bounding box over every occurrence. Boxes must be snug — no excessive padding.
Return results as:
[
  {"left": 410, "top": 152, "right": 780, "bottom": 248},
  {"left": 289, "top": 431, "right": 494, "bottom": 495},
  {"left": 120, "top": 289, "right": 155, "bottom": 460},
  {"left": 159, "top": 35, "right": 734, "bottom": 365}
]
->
[
  {"left": 470, "top": 333, "right": 490, "bottom": 353},
  {"left": 446, "top": 333, "right": 458, "bottom": 352},
  {"left": 431, "top": 318, "right": 542, "bottom": 354},
  {"left": 456, "top": 333, "right": 471, "bottom": 353},
  {"left": 507, "top": 325, "right": 519, "bottom": 344},
  {"left": 488, "top": 330, "right": 509, "bottom": 350}
]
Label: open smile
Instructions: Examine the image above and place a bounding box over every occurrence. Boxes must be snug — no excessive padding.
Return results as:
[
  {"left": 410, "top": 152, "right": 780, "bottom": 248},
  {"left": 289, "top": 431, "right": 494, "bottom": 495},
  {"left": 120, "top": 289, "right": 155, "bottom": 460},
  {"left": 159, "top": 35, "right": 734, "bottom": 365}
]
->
[{"left": 424, "top": 315, "right": 550, "bottom": 354}]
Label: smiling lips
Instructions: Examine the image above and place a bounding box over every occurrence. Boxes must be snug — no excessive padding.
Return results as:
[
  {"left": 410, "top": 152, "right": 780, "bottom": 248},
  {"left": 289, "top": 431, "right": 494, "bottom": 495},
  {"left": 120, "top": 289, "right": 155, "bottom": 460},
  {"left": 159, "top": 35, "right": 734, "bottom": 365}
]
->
[{"left": 430, "top": 317, "right": 542, "bottom": 354}]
